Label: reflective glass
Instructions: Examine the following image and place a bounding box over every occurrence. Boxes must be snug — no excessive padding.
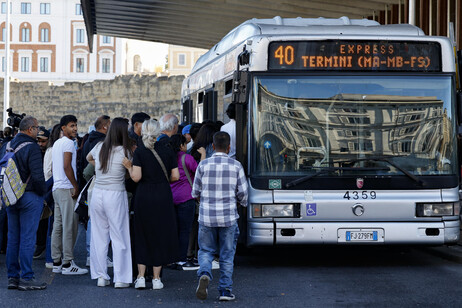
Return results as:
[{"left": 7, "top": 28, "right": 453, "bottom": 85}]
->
[{"left": 252, "top": 75, "right": 456, "bottom": 177}]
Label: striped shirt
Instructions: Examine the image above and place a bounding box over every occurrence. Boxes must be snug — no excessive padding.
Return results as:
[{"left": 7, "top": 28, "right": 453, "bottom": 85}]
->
[{"left": 191, "top": 152, "right": 248, "bottom": 227}]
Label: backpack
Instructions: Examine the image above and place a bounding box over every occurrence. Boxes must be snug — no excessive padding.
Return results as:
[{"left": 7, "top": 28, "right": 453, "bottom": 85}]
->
[{"left": 0, "top": 141, "right": 33, "bottom": 207}]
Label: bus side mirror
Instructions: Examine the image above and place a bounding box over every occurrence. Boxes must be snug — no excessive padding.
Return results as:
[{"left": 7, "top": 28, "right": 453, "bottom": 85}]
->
[{"left": 232, "top": 70, "right": 248, "bottom": 104}]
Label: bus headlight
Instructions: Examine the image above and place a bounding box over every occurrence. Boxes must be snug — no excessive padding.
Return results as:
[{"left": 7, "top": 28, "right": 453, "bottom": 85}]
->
[
  {"left": 252, "top": 204, "right": 297, "bottom": 218},
  {"left": 416, "top": 202, "right": 460, "bottom": 217}
]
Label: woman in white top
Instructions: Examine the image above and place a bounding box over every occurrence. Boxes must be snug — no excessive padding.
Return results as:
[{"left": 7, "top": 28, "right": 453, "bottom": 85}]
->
[{"left": 86, "top": 117, "right": 133, "bottom": 288}]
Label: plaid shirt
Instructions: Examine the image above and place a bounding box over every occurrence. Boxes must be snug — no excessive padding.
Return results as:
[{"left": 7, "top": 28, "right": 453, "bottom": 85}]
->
[{"left": 191, "top": 152, "right": 248, "bottom": 227}]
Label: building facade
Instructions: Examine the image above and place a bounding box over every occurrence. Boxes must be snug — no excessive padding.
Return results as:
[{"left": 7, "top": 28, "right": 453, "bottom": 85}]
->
[
  {"left": 0, "top": 0, "right": 173, "bottom": 84},
  {"left": 168, "top": 44, "right": 207, "bottom": 76}
]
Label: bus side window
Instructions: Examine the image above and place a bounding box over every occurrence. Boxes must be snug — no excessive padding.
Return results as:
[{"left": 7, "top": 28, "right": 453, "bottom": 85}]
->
[
  {"left": 204, "top": 90, "right": 218, "bottom": 121},
  {"left": 182, "top": 99, "right": 193, "bottom": 123},
  {"left": 197, "top": 92, "right": 204, "bottom": 123}
]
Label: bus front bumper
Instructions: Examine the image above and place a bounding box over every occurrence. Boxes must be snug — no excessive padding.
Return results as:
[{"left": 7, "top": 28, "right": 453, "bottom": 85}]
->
[{"left": 247, "top": 220, "right": 460, "bottom": 246}]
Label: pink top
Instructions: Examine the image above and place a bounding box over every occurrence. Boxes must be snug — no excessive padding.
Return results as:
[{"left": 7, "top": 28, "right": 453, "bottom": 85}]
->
[{"left": 170, "top": 152, "right": 198, "bottom": 205}]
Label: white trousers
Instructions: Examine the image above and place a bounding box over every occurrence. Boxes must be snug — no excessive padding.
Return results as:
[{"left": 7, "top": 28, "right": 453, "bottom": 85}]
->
[{"left": 89, "top": 187, "right": 132, "bottom": 283}]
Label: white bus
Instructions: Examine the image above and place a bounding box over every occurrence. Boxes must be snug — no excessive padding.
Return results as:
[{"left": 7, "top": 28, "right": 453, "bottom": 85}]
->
[{"left": 181, "top": 16, "right": 461, "bottom": 245}]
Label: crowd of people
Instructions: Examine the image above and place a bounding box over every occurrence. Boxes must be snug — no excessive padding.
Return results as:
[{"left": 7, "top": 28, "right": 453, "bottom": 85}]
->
[{"left": 0, "top": 102, "right": 248, "bottom": 301}]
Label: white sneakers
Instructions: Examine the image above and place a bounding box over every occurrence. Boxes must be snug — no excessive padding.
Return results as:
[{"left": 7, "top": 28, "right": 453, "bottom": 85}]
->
[
  {"left": 86, "top": 256, "right": 113, "bottom": 268},
  {"left": 135, "top": 277, "right": 163, "bottom": 290},
  {"left": 114, "top": 282, "right": 130, "bottom": 288},
  {"left": 97, "top": 278, "right": 130, "bottom": 288},
  {"left": 134, "top": 277, "right": 146, "bottom": 289},
  {"left": 61, "top": 260, "right": 89, "bottom": 275},
  {"left": 212, "top": 260, "right": 220, "bottom": 270},
  {"left": 152, "top": 278, "right": 164, "bottom": 290},
  {"left": 97, "top": 277, "right": 110, "bottom": 287},
  {"left": 106, "top": 257, "right": 113, "bottom": 268}
]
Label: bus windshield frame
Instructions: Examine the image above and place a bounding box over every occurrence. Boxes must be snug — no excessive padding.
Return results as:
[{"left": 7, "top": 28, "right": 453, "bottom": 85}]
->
[{"left": 250, "top": 73, "right": 457, "bottom": 183}]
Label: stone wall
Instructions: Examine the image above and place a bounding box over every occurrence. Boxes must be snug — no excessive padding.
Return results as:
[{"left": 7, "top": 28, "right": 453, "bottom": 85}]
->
[{"left": 0, "top": 74, "right": 185, "bottom": 134}]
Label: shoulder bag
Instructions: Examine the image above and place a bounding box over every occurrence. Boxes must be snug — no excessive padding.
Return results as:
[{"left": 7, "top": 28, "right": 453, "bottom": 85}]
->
[{"left": 150, "top": 147, "right": 169, "bottom": 182}]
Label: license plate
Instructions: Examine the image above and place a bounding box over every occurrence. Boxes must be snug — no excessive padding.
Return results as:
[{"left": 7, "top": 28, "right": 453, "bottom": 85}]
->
[{"left": 346, "top": 231, "right": 378, "bottom": 241}]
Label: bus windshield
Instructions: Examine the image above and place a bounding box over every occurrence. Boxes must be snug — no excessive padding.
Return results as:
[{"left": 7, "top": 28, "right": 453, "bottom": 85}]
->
[{"left": 252, "top": 75, "right": 456, "bottom": 177}]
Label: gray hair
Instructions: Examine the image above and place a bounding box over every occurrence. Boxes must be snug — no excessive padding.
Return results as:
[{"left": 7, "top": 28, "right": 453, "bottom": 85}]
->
[
  {"left": 159, "top": 113, "right": 178, "bottom": 132},
  {"left": 142, "top": 119, "right": 161, "bottom": 149},
  {"left": 19, "top": 116, "right": 37, "bottom": 131}
]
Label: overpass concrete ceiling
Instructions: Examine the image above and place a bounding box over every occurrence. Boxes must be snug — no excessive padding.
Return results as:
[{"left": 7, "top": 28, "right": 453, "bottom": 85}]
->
[{"left": 82, "top": 0, "right": 401, "bottom": 51}]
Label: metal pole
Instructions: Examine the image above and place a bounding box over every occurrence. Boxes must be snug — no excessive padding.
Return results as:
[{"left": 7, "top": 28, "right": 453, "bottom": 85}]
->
[
  {"left": 409, "top": 0, "right": 416, "bottom": 25},
  {"left": 3, "top": 0, "right": 10, "bottom": 128}
]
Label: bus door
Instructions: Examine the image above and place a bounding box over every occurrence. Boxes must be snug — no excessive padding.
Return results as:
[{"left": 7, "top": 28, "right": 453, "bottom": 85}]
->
[{"left": 182, "top": 98, "right": 193, "bottom": 123}]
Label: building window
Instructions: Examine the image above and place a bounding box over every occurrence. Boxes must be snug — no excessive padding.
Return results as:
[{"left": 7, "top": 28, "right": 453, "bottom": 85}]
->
[
  {"left": 76, "top": 29, "right": 84, "bottom": 43},
  {"left": 75, "top": 3, "right": 82, "bottom": 15},
  {"left": 102, "top": 36, "right": 111, "bottom": 44},
  {"left": 178, "top": 53, "right": 186, "bottom": 66},
  {"left": 1, "top": 2, "right": 11, "bottom": 14},
  {"left": 102, "top": 58, "right": 110, "bottom": 73},
  {"left": 133, "top": 55, "right": 141, "bottom": 71},
  {"left": 1, "top": 27, "right": 5, "bottom": 42},
  {"left": 21, "top": 2, "right": 31, "bottom": 14},
  {"left": 40, "top": 28, "right": 49, "bottom": 42},
  {"left": 2, "top": 57, "right": 5, "bottom": 72},
  {"left": 21, "top": 28, "right": 30, "bottom": 42},
  {"left": 21, "top": 57, "right": 30, "bottom": 72},
  {"left": 40, "top": 3, "right": 50, "bottom": 14},
  {"left": 76, "top": 58, "right": 84, "bottom": 72},
  {"left": 40, "top": 57, "right": 48, "bottom": 72}
]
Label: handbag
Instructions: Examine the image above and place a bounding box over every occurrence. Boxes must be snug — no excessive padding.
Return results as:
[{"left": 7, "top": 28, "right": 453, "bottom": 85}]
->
[
  {"left": 40, "top": 201, "right": 52, "bottom": 220},
  {"left": 150, "top": 148, "right": 169, "bottom": 182}
]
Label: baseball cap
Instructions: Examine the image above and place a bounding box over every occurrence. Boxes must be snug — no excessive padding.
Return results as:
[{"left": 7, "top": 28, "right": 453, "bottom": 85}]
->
[
  {"left": 37, "top": 126, "right": 50, "bottom": 139},
  {"left": 182, "top": 124, "right": 191, "bottom": 135}
]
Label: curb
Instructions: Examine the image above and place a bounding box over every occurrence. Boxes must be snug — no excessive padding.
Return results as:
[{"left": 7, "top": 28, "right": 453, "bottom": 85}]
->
[{"left": 425, "top": 244, "right": 462, "bottom": 263}]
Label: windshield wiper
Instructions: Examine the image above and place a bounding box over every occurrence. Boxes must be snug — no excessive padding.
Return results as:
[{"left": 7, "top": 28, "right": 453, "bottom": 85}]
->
[
  {"left": 285, "top": 166, "right": 390, "bottom": 188},
  {"left": 339, "top": 156, "right": 426, "bottom": 186}
]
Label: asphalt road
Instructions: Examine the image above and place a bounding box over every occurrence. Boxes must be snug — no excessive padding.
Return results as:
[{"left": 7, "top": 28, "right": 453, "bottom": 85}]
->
[{"left": 1, "top": 224, "right": 462, "bottom": 307}]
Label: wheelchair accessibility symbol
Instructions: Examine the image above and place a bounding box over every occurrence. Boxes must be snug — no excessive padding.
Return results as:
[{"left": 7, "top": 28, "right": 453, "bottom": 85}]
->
[{"left": 306, "top": 203, "right": 317, "bottom": 216}]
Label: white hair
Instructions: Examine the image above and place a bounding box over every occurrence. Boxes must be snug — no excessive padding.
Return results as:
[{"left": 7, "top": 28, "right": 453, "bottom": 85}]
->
[
  {"left": 141, "top": 119, "right": 161, "bottom": 149},
  {"left": 159, "top": 113, "right": 179, "bottom": 132}
]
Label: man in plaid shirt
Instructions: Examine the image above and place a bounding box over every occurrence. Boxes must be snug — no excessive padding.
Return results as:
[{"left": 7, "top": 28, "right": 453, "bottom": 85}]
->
[{"left": 191, "top": 131, "right": 248, "bottom": 301}]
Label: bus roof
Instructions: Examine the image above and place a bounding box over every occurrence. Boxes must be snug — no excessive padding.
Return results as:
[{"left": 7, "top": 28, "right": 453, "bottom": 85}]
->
[{"left": 192, "top": 16, "right": 426, "bottom": 74}]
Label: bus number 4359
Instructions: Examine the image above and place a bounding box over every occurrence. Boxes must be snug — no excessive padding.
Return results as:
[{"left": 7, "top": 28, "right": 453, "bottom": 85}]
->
[{"left": 344, "top": 191, "right": 377, "bottom": 200}]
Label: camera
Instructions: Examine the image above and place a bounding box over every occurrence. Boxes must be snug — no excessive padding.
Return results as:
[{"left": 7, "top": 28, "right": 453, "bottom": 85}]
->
[{"left": 6, "top": 108, "right": 26, "bottom": 128}]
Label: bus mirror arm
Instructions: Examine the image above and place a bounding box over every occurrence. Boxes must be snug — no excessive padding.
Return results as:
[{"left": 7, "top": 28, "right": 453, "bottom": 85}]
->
[{"left": 232, "top": 46, "right": 250, "bottom": 105}]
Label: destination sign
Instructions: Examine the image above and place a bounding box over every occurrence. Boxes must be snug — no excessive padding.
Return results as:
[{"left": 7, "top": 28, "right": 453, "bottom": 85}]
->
[{"left": 268, "top": 41, "right": 441, "bottom": 72}]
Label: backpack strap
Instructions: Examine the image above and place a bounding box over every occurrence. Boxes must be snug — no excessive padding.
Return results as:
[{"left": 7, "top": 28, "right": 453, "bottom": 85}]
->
[
  {"left": 7, "top": 141, "right": 34, "bottom": 153},
  {"left": 149, "top": 148, "right": 169, "bottom": 182},
  {"left": 8, "top": 141, "right": 34, "bottom": 184},
  {"left": 181, "top": 154, "right": 193, "bottom": 188}
]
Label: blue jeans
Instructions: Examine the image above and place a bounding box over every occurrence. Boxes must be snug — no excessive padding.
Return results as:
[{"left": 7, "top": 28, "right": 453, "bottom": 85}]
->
[
  {"left": 197, "top": 223, "right": 239, "bottom": 292},
  {"left": 6, "top": 192, "right": 44, "bottom": 280},
  {"left": 0, "top": 206, "right": 6, "bottom": 249},
  {"left": 175, "top": 199, "right": 196, "bottom": 261}
]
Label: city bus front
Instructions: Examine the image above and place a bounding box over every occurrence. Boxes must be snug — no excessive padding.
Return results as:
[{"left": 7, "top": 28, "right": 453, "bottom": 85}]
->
[{"left": 246, "top": 39, "right": 460, "bottom": 246}]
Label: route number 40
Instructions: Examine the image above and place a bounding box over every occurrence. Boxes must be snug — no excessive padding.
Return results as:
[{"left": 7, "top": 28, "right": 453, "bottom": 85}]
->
[
  {"left": 274, "top": 45, "right": 294, "bottom": 65},
  {"left": 343, "top": 191, "right": 377, "bottom": 200}
]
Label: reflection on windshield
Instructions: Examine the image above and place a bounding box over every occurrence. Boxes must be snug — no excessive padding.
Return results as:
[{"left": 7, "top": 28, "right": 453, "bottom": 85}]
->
[{"left": 253, "top": 76, "right": 456, "bottom": 176}]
